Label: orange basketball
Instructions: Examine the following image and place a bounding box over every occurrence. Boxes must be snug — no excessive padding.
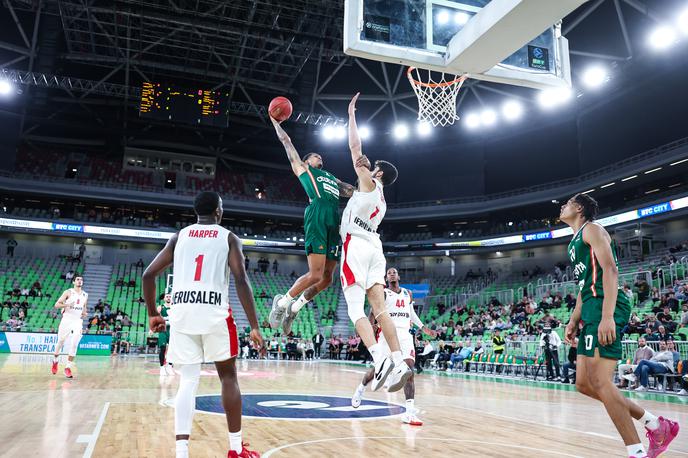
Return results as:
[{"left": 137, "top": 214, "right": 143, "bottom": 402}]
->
[{"left": 268, "top": 96, "right": 293, "bottom": 122}]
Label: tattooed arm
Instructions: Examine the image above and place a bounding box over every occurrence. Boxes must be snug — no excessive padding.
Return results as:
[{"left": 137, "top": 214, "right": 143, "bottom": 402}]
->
[{"left": 271, "top": 117, "right": 306, "bottom": 176}]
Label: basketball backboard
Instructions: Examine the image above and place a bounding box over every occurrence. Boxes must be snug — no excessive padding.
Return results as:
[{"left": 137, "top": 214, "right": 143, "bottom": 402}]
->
[{"left": 344, "top": 0, "right": 588, "bottom": 89}]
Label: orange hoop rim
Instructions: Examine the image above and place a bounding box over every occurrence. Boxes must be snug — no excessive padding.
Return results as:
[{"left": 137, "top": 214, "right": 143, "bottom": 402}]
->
[{"left": 407, "top": 66, "right": 467, "bottom": 88}]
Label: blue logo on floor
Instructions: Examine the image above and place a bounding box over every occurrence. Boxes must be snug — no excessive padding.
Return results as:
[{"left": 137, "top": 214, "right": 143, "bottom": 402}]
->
[{"left": 195, "top": 394, "right": 405, "bottom": 420}]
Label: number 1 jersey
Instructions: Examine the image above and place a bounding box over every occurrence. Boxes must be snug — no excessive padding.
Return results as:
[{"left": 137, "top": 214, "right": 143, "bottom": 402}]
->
[{"left": 170, "top": 223, "right": 231, "bottom": 334}]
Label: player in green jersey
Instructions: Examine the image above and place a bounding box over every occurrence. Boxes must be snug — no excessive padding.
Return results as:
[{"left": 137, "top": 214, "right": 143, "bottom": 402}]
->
[
  {"left": 268, "top": 116, "right": 358, "bottom": 335},
  {"left": 157, "top": 292, "right": 173, "bottom": 376},
  {"left": 561, "top": 193, "right": 679, "bottom": 458}
]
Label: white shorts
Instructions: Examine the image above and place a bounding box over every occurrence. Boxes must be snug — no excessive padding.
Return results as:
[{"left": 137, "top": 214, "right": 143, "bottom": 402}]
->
[
  {"left": 57, "top": 319, "right": 83, "bottom": 356},
  {"left": 340, "top": 234, "right": 385, "bottom": 290},
  {"left": 167, "top": 313, "right": 238, "bottom": 365},
  {"left": 376, "top": 327, "right": 416, "bottom": 361}
]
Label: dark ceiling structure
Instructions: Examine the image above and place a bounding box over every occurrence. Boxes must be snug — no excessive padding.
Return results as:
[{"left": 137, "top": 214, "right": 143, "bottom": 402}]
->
[{"left": 1, "top": 0, "right": 687, "bottom": 202}]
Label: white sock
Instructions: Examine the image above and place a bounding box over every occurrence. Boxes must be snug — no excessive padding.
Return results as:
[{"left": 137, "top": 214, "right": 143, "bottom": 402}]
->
[
  {"left": 405, "top": 398, "right": 415, "bottom": 413},
  {"left": 369, "top": 344, "right": 382, "bottom": 365},
  {"left": 66, "top": 361, "right": 72, "bottom": 369},
  {"left": 391, "top": 351, "right": 404, "bottom": 366},
  {"left": 357, "top": 382, "right": 367, "bottom": 393},
  {"left": 626, "top": 443, "right": 645, "bottom": 457},
  {"left": 176, "top": 440, "right": 189, "bottom": 458},
  {"left": 291, "top": 294, "right": 309, "bottom": 313},
  {"left": 640, "top": 411, "right": 659, "bottom": 430},
  {"left": 277, "top": 293, "right": 294, "bottom": 309},
  {"left": 228, "top": 430, "right": 242, "bottom": 453},
  {"left": 53, "top": 356, "right": 59, "bottom": 363}
]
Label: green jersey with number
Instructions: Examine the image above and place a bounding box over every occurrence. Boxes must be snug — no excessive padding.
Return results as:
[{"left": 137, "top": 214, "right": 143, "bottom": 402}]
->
[
  {"left": 567, "top": 221, "right": 630, "bottom": 323},
  {"left": 298, "top": 165, "right": 340, "bottom": 207}
]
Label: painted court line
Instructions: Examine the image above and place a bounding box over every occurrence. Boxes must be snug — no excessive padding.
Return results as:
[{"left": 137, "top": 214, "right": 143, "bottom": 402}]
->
[
  {"left": 262, "top": 436, "right": 583, "bottom": 458},
  {"left": 82, "top": 402, "right": 110, "bottom": 458}
]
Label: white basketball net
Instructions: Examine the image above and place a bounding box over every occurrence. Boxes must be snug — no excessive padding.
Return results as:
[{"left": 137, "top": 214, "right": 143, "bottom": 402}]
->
[{"left": 407, "top": 67, "right": 467, "bottom": 127}]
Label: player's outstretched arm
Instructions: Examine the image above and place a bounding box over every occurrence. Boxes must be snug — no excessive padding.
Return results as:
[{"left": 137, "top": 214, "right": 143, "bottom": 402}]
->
[
  {"left": 271, "top": 117, "right": 306, "bottom": 176},
  {"left": 54, "top": 290, "right": 70, "bottom": 309},
  {"left": 348, "top": 93, "right": 375, "bottom": 192},
  {"left": 142, "top": 233, "right": 177, "bottom": 332},
  {"left": 584, "top": 223, "right": 619, "bottom": 346},
  {"left": 336, "top": 179, "right": 355, "bottom": 198},
  {"left": 228, "top": 232, "right": 264, "bottom": 349}
]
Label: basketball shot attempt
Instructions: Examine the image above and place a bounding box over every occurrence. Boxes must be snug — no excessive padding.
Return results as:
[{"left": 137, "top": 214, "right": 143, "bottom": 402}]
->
[
  {"left": 268, "top": 96, "right": 356, "bottom": 335},
  {"left": 51, "top": 275, "right": 87, "bottom": 378},
  {"left": 351, "top": 267, "right": 436, "bottom": 425},
  {"left": 561, "top": 194, "right": 680, "bottom": 458},
  {"left": 339, "top": 92, "right": 410, "bottom": 392},
  {"left": 143, "top": 191, "right": 264, "bottom": 458}
]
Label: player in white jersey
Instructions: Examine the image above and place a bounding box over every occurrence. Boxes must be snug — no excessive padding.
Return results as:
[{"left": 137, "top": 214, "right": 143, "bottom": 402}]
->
[
  {"left": 143, "top": 192, "right": 264, "bottom": 458},
  {"left": 340, "top": 92, "right": 411, "bottom": 393},
  {"left": 51, "top": 275, "right": 88, "bottom": 378},
  {"left": 351, "top": 267, "right": 436, "bottom": 426}
]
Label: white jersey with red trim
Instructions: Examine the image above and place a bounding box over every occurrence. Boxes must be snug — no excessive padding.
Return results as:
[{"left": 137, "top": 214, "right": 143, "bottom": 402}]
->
[
  {"left": 340, "top": 178, "right": 386, "bottom": 247},
  {"left": 170, "top": 223, "right": 231, "bottom": 334},
  {"left": 385, "top": 287, "right": 413, "bottom": 330},
  {"left": 61, "top": 288, "right": 88, "bottom": 322}
]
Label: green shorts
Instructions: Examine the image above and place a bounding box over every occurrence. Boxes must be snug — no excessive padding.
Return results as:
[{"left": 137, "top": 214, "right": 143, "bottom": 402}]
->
[
  {"left": 158, "top": 331, "right": 169, "bottom": 347},
  {"left": 303, "top": 203, "right": 341, "bottom": 260},
  {"left": 578, "top": 296, "right": 630, "bottom": 360},
  {"left": 577, "top": 321, "right": 624, "bottom": 359}
]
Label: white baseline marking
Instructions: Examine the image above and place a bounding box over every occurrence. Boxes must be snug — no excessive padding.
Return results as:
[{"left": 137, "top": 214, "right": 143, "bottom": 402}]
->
[
  {"left": 82, "top": 402, "right": 110, "bottom": 458},
  {"left": 262, "top": 436, "right": 583, "bottom": 458}
]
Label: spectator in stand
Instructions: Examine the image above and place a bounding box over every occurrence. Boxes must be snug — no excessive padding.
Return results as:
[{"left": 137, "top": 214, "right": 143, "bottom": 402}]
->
[
  {"left": 617, "top": 337, "right": 655, "bottom": 388},
  {"left": 65, "top": 270, "right": 74, "bottom": 281},
  {"left": 449, "top": 341, "right": 472, "bottom": 371},
  {"left": 286, "top": 339, "right": 298, "bottom": 360},
  {"left": 313, "top": 331, "right": 324, "bottom": 359},
  {"left": 244, "top": 256, "right": 250, "bottom": 272},
  {"left": 561, "top": 337, "right": 578, "bottom": 384},
  {"left": 631, "top": 340, "right": 675, "bottom": 391},
  {"left": 347, "top": 335, "right": 360, "bottom": 361},
  {"left": 658, "top": 306, "right": 678, "bottom": 333},
  {"left": 78, "top": 242, "right": 86, "bottom": 261},
  {"left": 305, "top": 340, "right": 314, "bottom": 360},
  {"left": 416, "top": 340, "right": 435, "bottom": 374},
  {"left": 296, "top": 339, "right": 306, "bottom": 360},
  {"left": 464, "top": 342, "right": 484, "bottom": 371},
  {"left": 135, "top": 258, "right": 145, "bottom": 268},
  {"left": 272, "top": 260, "right": 279, "bottom": 274},
  {"left": 634, "top": 277, "right": 650, "bottom": 302},
  {"left": 6, "top": 239, "right": 17, "bottom": 257},
  {"left": 656, "top": 325, "right": 673, "bottom": 342},
  {"left": 329, "top": 335, "right": 341, "bottom": 359},
  {"left": 20, "top": 287, "right": 29, "bottom": 296},
  {"left": 680, "top": 304, "right": 688, "bottom": 329},
  {"left": 666, "top": 292, "right": 680, "bottom": 313}
]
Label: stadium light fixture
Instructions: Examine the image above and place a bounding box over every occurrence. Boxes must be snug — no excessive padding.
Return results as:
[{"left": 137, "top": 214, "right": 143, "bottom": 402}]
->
[
  {"left": 670, "top": 158, "right": 688, "bottom": 166},
  {"left": 417, "top": 121, "right": 432, "bottom": 137},
  {"left": 581, "top": 66, "right": 608, "bottom": 89},
  {"left": 454, "top": 11, "right": 470, "bottom": 25},
  {"left": 502, "top": 100, "right": 523, "bottom": 121},
  {"left": 648, "top": 26, "right": 678, "bottom": 50},
  {"left": 537, "top": 87, "right": 572, "bottom": 109},
  {"left": 465, "top": 113, "right": 481, "bottom": 129},
  {"left": 393, "top": 123, "right": 409, "bottom": 140},
  {"left": 600, "top": 182, "right": 615, "bottom": 188},
  {"left": 644, "top": 167, "right": 662, "bottom": 174},
  {"left": 322, "top": 125, "right": 335, "bottom": 140},
  {"left": 359, "top": 125, "right": 372, "bottom": 140},
  {"left": 0, "top": 80, "right": 13, "bottom": 96},
  {"left": 437, "top": 9, "right": 450, "bottom": 25},
  {"left": 645, "top": 188, "right": 660, "bottom": 194},
  {"left": 679, "top": 8, "right": 688, "bottom": 34},
  {"left": 582, "top": 189, "right": 595, "bottom": 194},
  {"left": 621, "top": 175, "right": 638, "bottom": 182},
  {"left": 333, "top": 125, "right": 346, "bottom": 140},
  {"left": 480, "top": 109, "right": 497, "bottom": 127},
  {"left": 507, "top": 221, "right": 513, "bottom": 226}
]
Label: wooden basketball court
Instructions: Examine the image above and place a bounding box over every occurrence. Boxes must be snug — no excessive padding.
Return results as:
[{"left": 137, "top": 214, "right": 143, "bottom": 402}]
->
[{"left": 1, "top": 353, "right": 686, "bottom": 457}]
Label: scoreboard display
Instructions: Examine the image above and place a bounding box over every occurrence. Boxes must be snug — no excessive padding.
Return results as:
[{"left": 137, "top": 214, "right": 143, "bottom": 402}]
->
[{"left": 139, "top": 82, "right": 230, "bottom": 127}]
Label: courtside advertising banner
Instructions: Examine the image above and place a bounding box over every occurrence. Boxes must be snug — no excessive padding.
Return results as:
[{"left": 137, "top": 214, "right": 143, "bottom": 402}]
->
[{"left": 0, "top": 332, "right": 112, "bottom": 356}]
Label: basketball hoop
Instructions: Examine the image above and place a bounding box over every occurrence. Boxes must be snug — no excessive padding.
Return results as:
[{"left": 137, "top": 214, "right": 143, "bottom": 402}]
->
[{"left": 407, "top": 67, "right": 467, "bottom": 127}]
